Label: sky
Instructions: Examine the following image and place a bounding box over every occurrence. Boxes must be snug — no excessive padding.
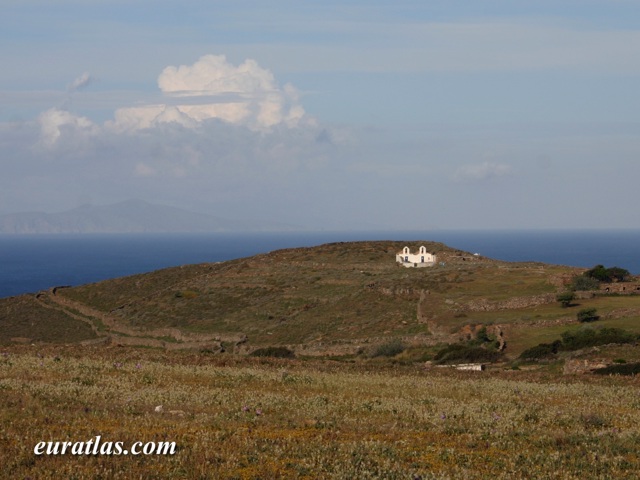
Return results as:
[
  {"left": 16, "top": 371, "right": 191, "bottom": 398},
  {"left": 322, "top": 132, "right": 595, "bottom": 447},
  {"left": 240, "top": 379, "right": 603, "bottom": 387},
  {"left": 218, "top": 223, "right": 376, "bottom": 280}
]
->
[{"left": 1, "top": 0, "right": 640, "bottom": 230}]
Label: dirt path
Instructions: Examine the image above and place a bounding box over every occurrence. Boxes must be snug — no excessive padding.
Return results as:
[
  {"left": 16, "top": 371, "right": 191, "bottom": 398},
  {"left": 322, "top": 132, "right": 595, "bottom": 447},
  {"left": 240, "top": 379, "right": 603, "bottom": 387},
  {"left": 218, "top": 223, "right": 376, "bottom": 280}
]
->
[
  {"left": 34, "top": 293, "right": 104, "bottom": 338},
  {"left": 36, "top": 288, "right": 233, "bottom": 350},
  {"left": 44, "top": 289, "right": 139, "bottom": 337}
]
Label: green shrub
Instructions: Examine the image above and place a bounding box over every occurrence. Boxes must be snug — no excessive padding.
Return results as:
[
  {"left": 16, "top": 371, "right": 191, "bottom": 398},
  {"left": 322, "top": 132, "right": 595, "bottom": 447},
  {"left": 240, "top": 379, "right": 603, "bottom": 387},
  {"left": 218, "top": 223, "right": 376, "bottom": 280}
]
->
[
  {"left": 560, "top": 327, "right": 638, "bottom": 351},
  {"left": 250, "top": 346, "right": 295, "bottom": 358},
  {"left": 593, "top": 362, "right": 640, "bottom": 376},
  {"left": 519, "top": 340, "right": 562, "bottom": 361},
  {"left": 556, "top": 292, "right": 575, "bottom": 308},
  {"left": 584, "top": 265, "right": 610, "bottom": 282},
  {"left": 571, "top": 275, "right": 600, "bottom": 291},
  {"left": 175, "top": 290, "right": 199, "bottom": 299},
  {"left": 471, "top": 325, "right": 500, "bottom": 349},
  {"left": 520, "top": 328, "right": 639, "bottom": 360},
  {"left": 584, "top": 265, "right": 631, "bottom": 283},
  {"left": 370, "top": 339, "right": 405, "bottom": 358},
  {"left": 577, "top": 308, "right": 599, "bottom": 323},
  {"left": 434, "top": 344, "right": 500, "bottom": 365},
  {"left": 475, "top": 326, "right": 491, "bottom": 343}
]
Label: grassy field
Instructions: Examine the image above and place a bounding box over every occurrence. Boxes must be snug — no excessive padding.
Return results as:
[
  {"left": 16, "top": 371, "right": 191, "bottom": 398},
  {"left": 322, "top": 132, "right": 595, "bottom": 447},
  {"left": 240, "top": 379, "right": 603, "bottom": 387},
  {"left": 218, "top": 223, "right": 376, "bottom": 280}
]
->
[
  {"left": 2, "top": 345, "right": 640, "bottom": 479},
  {"left": 3, "top": 241, "right": 640, "bottom": 477},
  {"left": 501, "top": 295, "right": 640, "bottom": 355},
  {"left": 0, "top": 296, "right": 98, "bottom": 343}
]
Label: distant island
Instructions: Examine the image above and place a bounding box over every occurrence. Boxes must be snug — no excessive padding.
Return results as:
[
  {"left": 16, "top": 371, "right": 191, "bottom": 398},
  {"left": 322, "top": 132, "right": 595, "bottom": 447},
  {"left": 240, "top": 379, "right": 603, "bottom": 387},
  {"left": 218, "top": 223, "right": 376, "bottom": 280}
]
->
[{"left": 0, "top": 199, "right": 300, "bottom": 234}]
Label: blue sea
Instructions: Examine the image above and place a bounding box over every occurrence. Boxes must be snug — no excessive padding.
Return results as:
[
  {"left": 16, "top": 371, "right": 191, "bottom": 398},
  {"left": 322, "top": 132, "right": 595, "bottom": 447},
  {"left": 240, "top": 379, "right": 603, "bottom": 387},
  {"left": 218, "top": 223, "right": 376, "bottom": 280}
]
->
[{"left": 1, "top": 230, "right": 639, "bottom": 299}]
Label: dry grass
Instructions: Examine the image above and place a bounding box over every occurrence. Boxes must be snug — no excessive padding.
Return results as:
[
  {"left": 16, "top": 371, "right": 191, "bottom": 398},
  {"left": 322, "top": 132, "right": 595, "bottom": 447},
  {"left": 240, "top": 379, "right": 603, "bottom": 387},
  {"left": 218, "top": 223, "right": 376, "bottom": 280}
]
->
[
  {"left": 3, "top": 240, "right": 640, "bottom": 362},
  {"left": 49, "top": 242, "right": 588, "bottom": 352},
  {"left": 2, "top": 345, "right": 640, "bottom": 479},
  {"left": 0, "top": 296, "right": 97, "bottom": 344}
]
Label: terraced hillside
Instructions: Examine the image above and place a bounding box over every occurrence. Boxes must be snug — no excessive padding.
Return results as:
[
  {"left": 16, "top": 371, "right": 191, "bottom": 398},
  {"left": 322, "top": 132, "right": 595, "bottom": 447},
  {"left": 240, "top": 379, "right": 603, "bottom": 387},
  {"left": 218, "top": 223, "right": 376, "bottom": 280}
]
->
[{"left": 2, "top": 241, "right": 640, "bottom": 358}]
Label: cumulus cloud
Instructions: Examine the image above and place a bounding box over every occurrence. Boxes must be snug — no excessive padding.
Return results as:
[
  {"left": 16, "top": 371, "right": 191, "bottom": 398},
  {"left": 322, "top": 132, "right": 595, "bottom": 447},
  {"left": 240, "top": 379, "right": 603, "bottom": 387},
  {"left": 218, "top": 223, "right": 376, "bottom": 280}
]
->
[
  {"left": 158, "top": 55, "right": 274, "bottom": 96},
  {"left": 0, "top": 54, "right": 350, "bottom": 225},
  {"left": 35, "top": 54, "right": 311, "bottom": 150},
  {"left": 454, "top": 161, "right": 512, "bottom": 182},
  {"left": 38, "top": 108, "right": 96, "bottom": 147},
  {"left": 110, "top": 54, "right": 307, "bottom": 131}
]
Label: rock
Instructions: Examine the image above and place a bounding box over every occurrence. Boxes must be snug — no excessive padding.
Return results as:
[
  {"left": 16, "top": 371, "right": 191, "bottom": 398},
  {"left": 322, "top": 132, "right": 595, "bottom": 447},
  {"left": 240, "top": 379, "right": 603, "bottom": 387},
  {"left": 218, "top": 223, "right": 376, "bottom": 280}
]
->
[{"left": 563, "top": 358, "right": 613, "bottom": 375}]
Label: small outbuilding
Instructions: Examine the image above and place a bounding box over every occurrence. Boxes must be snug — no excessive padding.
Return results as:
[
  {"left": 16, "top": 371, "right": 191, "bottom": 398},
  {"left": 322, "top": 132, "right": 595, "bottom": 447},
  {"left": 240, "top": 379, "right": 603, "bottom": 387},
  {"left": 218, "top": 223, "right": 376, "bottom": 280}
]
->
[{"left": 396, "top": 246, "right": 436, "bottom": 268}]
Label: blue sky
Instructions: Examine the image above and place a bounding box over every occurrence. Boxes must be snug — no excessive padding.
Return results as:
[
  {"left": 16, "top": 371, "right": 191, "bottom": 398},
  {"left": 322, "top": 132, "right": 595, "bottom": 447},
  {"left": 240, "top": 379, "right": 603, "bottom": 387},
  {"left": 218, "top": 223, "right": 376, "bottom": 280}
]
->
[{"left": 1, "top": 0, "right": 639, "bottom": 229}]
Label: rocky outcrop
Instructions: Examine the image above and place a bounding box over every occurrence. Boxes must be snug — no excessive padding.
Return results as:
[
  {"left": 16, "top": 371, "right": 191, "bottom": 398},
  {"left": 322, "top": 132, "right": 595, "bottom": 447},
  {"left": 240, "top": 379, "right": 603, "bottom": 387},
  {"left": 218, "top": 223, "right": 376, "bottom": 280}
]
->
[
  {"left": 494, "top": 325, "right": 506, "bottom": 352},
  {"left": 563, "top": 358, "right": 613, "bottom": 375}
]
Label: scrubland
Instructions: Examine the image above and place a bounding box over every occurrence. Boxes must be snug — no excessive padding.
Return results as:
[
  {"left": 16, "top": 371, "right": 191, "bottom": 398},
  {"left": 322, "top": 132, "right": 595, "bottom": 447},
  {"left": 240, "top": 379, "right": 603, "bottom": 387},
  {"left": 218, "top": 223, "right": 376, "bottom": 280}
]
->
[
  {"left": 2, "top": 345, "right": 640, "bottom": 479},
  {"left": 3, "top": 241, "right": 640, "bottom": 477}
]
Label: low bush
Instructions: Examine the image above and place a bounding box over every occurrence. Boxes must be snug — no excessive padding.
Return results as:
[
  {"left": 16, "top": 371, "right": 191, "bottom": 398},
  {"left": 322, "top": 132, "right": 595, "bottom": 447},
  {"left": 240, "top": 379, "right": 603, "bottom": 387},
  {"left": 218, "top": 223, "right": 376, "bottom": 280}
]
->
[
  {"left": 250, "top": 346, "right": 295, "bottom": 358},
  {"left": 518, "top": 328, "right": 639, "bottom": 360},
  {"left": 584, "top": 265, "right": 631, "bottom": 283},
  {"left": 174, "top": 290, "right": 199, "bottom": 299},
  {"left": 471, "top": 325, "right": 500, "bottom": 350},
  {"left": 593, "top": 362, "right": 640, "bottom": 376},
  {"left": 560, "top": 327, "right": 638, "bottom": 351},
  {"left": 576, "top": 308, "right": 599, "bottom": 323},
  {"left": 571, "top": 275, "right": 601, "bottom": 291},
  {"left": 519, "top": 340, "right": 562, "bottom": 361},
  {"left": 556, "top": 292, "right": 575, "bottom": 308},
  {"left": 434, "top": 344, "right": 500, "bottom": 365},
  {"left": 370, "top": 339, "right": 405, "bottom": 358}
]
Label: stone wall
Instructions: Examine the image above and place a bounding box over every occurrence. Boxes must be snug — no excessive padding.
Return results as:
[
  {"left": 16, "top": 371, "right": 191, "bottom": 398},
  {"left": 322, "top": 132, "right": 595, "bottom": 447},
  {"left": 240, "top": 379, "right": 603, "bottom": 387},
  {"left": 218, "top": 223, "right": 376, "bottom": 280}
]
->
[
  {"left": 563, "top": 358, "right": 613, "bottom": 375},
  {"left": 463, "top": 293, "right": 556, "bottom": 312},
  {"left": 600, "top": 283, "right": 640, "bottom": 294}
]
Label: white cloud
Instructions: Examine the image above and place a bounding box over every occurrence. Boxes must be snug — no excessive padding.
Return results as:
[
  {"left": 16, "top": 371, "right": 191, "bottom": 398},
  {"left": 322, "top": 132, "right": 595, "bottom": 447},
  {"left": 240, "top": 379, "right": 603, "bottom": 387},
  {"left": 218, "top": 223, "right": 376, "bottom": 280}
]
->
[
  {"left": 37, "top": 108, "right": 96, "bottom": 147},
  {"left": 158, "top": 55, "right": 274, "bottom": 96},
  {"left": 25, "top": 55, "right": 311, "bottom": 147},
  {"left": 67, "top": 72, "right": 93, "bottom": 92},
  {"left": 110, "top": 54, "right": 307, "bottom": 131},
  {"left": 454, "top": 161, "right": 512, "bottom": 182},
  {"left": 25, "top": 55, "right": 325, "bottom": 197}
]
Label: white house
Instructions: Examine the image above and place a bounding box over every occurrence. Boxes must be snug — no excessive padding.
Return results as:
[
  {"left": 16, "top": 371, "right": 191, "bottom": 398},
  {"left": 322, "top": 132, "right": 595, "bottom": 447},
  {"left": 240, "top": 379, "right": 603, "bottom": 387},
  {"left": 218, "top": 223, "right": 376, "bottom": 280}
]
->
[{"left": 396, "top": 246, "right": 436, "bottom": 268}]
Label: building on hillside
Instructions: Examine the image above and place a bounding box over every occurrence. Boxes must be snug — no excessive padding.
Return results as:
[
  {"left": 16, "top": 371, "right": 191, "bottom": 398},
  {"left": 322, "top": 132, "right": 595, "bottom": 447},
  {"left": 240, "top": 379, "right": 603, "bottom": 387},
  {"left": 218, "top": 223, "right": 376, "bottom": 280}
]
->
[
  {"left": 396, "top": 246, "right": 436, "bottom": 268},
  {"left": 601, "top": 282, "right": 640, "bottom": 294}
]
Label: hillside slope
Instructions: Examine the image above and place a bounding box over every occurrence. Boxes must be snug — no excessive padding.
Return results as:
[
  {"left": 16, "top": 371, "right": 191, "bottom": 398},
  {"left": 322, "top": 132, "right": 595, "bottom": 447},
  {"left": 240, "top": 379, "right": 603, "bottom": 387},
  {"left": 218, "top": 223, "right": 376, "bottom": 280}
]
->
[{"left": 2, "top": 241, "right": 640, "bottom": 357}]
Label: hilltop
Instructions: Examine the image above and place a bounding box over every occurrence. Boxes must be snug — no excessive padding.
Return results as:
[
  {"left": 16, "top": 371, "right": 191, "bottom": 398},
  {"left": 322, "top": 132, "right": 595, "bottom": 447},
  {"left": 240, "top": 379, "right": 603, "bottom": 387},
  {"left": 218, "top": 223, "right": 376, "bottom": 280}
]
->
[{"left": 2, "top": 240, "right": 640, "bottom": 362}]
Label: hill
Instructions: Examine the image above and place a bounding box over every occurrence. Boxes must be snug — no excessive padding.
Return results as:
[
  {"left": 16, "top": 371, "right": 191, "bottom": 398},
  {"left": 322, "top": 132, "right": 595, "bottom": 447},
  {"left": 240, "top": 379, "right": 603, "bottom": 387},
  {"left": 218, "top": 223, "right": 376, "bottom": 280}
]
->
[
  {"left": 0, "top": 199, "right": 298, "bottom": 233},
  {"left": 2, "top": 240, "right": 640, "bottom": 360}
]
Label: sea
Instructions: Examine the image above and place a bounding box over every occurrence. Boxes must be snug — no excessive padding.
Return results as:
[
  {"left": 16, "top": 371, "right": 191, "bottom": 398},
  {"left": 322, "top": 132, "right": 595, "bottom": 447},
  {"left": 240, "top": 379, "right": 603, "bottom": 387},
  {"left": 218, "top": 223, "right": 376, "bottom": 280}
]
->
[{"left": 1, "top": 230, "right": 639, "bottom": 299}]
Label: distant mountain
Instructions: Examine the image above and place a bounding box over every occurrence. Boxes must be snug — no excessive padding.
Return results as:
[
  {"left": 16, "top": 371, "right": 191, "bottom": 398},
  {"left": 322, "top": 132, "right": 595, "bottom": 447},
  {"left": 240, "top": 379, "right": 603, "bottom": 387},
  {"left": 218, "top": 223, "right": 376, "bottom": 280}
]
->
[{"left": 0, "top": 200, "right": 300, "bottom": 234}]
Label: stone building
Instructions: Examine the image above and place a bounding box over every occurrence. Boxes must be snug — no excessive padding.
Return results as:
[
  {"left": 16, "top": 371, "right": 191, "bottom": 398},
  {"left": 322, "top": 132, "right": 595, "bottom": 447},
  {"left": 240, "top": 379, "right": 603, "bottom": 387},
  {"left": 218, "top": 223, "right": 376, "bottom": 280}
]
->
[
  {"left": 396, "top": 246, "right": 436, "bottom": 268},
  {"left": 600, "top": 282, "right": 640, "bottom": 294}
]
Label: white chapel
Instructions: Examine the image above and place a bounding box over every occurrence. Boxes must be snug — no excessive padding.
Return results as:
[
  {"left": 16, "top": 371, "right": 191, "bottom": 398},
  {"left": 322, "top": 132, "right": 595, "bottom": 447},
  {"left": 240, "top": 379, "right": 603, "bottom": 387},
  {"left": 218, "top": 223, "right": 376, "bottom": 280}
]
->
[{"left": 396, "top": 246, "right": 436, "bottom": 268}]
